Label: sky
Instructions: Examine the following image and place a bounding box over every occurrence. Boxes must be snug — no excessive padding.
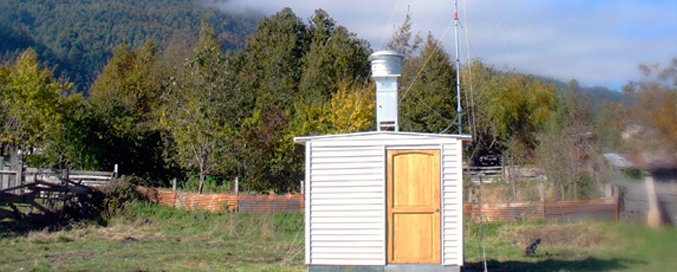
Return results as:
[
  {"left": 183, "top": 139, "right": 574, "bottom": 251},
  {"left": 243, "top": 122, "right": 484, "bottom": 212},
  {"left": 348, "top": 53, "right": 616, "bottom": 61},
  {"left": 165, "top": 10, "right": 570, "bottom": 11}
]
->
[{"left": 208, "top": 0, "right": 677, "bottom": 91}]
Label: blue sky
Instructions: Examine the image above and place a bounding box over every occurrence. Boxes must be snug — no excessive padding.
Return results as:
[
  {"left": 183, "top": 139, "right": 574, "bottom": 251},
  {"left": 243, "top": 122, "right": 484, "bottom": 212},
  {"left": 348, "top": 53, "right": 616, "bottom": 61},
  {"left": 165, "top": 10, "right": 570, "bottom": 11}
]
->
[{"left": 209, "top": 0, "right": 677, "bottom": 91}]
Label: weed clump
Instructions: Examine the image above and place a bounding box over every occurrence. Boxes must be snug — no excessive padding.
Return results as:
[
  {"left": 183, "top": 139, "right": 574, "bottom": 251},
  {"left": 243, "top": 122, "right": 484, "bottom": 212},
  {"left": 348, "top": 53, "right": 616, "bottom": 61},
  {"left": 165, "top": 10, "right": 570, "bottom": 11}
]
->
[{"left": 97, "top": 176, "right": 145, "bottom": 219}]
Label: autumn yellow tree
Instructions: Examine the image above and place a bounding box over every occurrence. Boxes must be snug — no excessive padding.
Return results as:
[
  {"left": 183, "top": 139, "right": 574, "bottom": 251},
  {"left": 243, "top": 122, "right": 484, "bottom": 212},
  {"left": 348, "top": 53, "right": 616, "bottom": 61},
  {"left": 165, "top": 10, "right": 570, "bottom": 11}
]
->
[
  {"left": 292, "top": 81, "right": 375, "bottom": 136},
  {"left": 621, "top": 58, "right": 677, "bottom": 154},
  {"left": 0, "top": 48, "right": 79, "bottom": 158}
]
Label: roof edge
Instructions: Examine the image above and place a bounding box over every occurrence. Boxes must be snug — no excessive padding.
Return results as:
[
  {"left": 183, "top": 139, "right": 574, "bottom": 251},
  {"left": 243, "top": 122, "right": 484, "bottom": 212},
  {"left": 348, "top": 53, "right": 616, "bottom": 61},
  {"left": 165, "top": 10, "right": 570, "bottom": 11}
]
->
[{"left": 294, "top": 131, "right": 472, "bottom": 144}]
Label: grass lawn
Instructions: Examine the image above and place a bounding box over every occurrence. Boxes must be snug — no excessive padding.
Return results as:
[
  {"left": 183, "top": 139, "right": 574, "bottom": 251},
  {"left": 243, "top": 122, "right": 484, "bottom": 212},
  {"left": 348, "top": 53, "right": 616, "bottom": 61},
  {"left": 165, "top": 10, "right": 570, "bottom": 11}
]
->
[
  {"left": 0, "top": 202, "right": 306, "bottom": 271},
  {"left": 463, "top": 220, "right": 677, "bottom": 271},
  {"left": 1, "top": 202, "right": 675, "bottom": 271}
]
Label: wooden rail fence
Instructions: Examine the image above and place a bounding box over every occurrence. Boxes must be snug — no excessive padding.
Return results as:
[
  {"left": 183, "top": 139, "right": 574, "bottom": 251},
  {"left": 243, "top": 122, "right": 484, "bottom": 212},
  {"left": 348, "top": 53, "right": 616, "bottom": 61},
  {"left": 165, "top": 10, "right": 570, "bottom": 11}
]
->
[
  {"left": 136, "top": 187, "right": 304, "bottom": 214},
  {"left": 464, "top": 198, "right": 619, "bottom": 222}
]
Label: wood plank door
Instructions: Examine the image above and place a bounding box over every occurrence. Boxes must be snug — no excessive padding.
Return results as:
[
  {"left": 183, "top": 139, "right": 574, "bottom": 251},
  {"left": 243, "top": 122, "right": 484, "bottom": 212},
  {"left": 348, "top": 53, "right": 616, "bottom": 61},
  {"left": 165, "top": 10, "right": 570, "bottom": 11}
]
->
[{"left": 386, "top": 149, "right": 441, "bottom": 264}]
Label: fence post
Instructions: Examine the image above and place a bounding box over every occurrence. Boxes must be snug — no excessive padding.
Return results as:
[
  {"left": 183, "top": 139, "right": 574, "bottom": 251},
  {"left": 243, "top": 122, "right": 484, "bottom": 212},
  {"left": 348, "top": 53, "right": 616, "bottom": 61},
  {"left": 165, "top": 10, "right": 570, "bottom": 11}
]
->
[
  {"left": 172, "top": 178, "right": 177, "bottom": 191},
  {"left": 615, "top": 192, "right": 620, "bottom": 221},
  {"left": 542, "top": 200, "right": 547, "bottom": 221},
  {"left": 234, "top": 176, "right": 239, "bottom": 196}
]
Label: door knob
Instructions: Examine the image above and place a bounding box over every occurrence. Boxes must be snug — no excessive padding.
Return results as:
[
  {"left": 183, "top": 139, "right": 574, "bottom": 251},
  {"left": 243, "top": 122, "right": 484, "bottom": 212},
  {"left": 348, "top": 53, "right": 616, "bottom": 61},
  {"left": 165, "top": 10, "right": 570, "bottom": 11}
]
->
[{"left": 435, "top": 208, "right": 440, "bottom": 213}]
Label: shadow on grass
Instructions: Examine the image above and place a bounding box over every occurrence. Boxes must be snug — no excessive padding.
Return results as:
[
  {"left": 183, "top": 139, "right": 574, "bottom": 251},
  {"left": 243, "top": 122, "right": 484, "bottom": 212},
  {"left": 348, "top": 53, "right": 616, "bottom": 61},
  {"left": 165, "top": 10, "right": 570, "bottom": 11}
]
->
[{"left": 463, "top": 257, "right": 647, "bottom": 272}]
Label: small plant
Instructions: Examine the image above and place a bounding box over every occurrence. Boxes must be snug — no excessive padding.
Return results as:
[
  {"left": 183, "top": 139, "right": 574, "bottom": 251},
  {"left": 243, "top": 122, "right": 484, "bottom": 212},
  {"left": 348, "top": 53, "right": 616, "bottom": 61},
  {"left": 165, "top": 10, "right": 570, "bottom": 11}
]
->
[{"left": 622, "top": 169, "right": 643, "bottom": 180}]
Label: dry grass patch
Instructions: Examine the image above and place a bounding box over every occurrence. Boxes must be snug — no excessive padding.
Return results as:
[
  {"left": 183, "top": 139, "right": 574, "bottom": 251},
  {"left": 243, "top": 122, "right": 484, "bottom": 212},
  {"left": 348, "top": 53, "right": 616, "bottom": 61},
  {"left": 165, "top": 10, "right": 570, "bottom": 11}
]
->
[{"left": 25, "top": 221, "right": 167, "bottom": 245}]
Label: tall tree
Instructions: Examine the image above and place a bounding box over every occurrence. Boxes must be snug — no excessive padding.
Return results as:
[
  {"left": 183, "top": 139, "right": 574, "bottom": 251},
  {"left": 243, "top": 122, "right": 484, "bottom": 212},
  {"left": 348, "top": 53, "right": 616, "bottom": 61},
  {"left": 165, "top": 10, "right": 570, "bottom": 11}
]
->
[
  {"left": 162, "top": 24, "right": 243, "bottom": 194},
  {"left": 0, "top": 48, "right": 79, "bottom": 159},
  {"left": 298, "top": 9, "right": 372, "bottom": 102},
  {"left": 87, "top": 40, "right": 169, "bottom": 182},
  {"left": 398, "top": 33, "right": 456, "bottom": 133},
  {"left": 234, "top": 8, "right": 308, "bottom": 112},
  {"left": 231, "top": 8, "right": 374, "bottom": 193}
]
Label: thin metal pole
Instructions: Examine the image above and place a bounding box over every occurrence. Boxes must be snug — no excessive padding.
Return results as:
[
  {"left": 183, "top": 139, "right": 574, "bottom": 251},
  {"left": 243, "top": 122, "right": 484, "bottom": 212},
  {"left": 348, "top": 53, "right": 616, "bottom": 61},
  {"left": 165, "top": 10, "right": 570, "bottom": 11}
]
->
[
  {"left": 479, "top": 175, "right": 488, "bottom": 272},
  {"left": 454, "top": 0, "right": 462, "bottom": 134}
]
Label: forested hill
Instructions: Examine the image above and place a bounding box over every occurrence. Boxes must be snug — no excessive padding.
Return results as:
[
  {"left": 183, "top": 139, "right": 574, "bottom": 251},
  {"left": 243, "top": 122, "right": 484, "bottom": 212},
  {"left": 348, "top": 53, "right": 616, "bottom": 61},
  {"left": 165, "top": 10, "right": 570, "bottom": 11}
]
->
[
  {"left": 0, "top": 0, "right": 259, "bottom": 93},
  {"left": 536, "top": 76, "right": 627, "bottom": 112}
]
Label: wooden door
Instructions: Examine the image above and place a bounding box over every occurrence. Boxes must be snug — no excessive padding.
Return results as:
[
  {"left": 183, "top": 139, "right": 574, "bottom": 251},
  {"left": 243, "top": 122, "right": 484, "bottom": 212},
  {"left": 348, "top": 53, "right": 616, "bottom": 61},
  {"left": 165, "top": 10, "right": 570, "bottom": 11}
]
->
[{"left": 386, "top": 150, "right": 441, "bottom": 264}]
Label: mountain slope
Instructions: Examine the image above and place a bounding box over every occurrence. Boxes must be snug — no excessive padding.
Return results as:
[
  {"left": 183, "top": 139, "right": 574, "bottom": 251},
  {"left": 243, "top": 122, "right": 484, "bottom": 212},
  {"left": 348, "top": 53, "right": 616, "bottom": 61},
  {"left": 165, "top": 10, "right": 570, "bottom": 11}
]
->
[
  {"left": 0, "top": 0, "right": 259, "bottom": 92},
  {"left": 537, "top": 76, "right": 627, "bottom": 111}
]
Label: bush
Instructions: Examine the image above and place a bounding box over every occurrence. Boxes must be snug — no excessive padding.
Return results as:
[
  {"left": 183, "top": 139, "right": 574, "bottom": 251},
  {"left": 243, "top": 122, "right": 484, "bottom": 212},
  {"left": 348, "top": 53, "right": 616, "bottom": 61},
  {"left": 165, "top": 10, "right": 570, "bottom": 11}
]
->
[
  {"left": 180, "top": 173, "right": 233, "bottom": 193},
  {"left": 97, "top": 176, "right": 145, "bottom": 219},
  {"left": 622, "top": 169, "right": 643, "bottom": 180}
]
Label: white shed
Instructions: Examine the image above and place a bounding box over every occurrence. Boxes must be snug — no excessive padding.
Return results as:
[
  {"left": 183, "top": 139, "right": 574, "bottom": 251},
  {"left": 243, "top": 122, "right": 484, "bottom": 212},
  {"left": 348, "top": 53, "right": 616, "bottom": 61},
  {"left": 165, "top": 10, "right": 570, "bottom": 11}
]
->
[{"left": 295, "top": 131, "right": 470, "bottom": 271}]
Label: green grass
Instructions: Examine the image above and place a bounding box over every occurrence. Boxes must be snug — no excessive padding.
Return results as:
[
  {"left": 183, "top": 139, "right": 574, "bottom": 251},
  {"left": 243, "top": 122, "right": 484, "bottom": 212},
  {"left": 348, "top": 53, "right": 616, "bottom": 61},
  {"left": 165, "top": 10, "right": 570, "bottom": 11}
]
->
[
  {"left": 463, "top": 220, "right": 677, "bottom": 271},
  {"left": 0, "top": 202, "right": 306, "bottom": 271},
  {"left": 2, "top": 202, "right": 676, "bottom": 271}
]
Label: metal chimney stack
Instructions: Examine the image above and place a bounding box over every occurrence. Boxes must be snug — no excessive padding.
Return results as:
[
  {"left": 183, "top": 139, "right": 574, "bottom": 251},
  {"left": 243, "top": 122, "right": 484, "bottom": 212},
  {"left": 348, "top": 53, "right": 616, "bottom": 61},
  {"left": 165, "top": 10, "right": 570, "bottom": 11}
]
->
[{"left": 369, "top": 51, "right": 404, "bottom": 131}]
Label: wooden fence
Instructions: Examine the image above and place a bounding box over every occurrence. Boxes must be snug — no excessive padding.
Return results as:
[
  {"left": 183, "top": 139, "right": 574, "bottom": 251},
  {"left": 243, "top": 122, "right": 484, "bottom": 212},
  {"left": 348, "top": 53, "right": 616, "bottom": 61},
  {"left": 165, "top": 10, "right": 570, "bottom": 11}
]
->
[
  {"left": 1, "top": 166, "right": 117, "bottom": 190},
  {"left": 136, "top": 187, "right": 304, "bottom": 214},
  {"left": 464, "top": 198, "right": 619, "bottom": 222},
  {"left": 136, "top": 188, "right": 618, "bottom": 220}
]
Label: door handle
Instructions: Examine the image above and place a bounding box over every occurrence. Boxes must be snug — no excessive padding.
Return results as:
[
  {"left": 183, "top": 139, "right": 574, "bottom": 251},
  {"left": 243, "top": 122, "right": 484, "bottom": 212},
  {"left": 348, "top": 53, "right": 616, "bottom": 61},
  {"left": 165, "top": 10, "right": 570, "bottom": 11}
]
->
[{"left": 435, "top": 208, "right": 440, "bottom": 213}]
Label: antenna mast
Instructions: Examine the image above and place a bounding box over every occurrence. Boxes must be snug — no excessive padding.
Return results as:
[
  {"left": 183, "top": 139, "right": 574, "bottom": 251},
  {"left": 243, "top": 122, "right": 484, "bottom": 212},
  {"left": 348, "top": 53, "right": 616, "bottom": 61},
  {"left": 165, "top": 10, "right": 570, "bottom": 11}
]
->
[{"left": 454, "top": 0, "right": 462, "bottom": 134}]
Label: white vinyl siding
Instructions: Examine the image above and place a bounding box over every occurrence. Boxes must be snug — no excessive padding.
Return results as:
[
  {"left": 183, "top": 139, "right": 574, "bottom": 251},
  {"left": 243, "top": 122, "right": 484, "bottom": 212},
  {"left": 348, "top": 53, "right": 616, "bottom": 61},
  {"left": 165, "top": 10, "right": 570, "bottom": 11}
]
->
[
  {"left": 297, "top": 132, "right": 469, "bottom": 267},
  {"left": 307, "top": 143, "right": 385, "bottom": 265},
  {"left": 442, "top": 142, "right": 464, "bottom": 266}
]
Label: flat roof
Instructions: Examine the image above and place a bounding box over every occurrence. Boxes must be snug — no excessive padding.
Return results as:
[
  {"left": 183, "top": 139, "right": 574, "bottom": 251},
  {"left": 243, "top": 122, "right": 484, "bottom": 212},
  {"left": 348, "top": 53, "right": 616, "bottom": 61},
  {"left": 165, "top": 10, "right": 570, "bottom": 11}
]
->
[{"left": 294, "top": 131, "right": 472, "bottom": 144}]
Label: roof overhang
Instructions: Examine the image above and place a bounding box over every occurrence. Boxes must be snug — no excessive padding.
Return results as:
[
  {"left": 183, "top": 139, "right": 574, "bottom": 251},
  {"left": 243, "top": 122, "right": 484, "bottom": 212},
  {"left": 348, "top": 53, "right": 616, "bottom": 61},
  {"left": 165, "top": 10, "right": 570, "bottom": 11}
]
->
[{"left": 294, "top": 131, "right": 472, "bottom": 145}]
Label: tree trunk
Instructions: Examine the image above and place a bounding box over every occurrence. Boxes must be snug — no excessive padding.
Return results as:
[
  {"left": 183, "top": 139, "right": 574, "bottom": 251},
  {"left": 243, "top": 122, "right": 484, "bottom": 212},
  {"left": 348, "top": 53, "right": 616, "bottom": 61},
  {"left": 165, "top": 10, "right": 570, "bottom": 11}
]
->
[{"left": 198, "top": 169, "right": 205, "bottom": 194}]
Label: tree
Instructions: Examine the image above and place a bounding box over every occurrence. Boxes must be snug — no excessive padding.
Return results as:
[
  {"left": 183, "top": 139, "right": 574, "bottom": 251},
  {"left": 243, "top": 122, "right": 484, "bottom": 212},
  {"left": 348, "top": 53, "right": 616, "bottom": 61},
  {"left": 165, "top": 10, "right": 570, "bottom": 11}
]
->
[
  {"left": 292, "top": 81, "right": 376, "bottom": 136},
  {"left": 535, "top": 78, "right": 601, "bottom": 200},
  {"left": 298, "top": 9, "right": 371, "bottom": 102},
  {"left": 0, "top": 48, "right": 79, "bottom": 159},
  {"left": 620, "top": 58, "right": 677, "bottom": 154},
  {"left": 595, "top": 101, "right": 623, "bottom": 153},
  {"left": 386, "top": 9, "right": 422, "bottom": 60},
  {"left": 398, "top": 33, "right": 456, "bottom": 133},
  {"left": 87, "top": 40, "right": 169, "bottom": 182},
  {"left": 325, "top": 83, "right": 376, "bottom": 133},
  {"left": 0, "top": 0, "right": 259, "bottom": 92},
  {"left": 234, "top": 8, "right": 308, "bottom": 112},
  {"left": 39, "top": 103, "right": 102, "bottom": 170},
  {"left": 462, "top": 60, "right": 557, "bottom": 165},
  {"left": 162, "top": 24, "right": 243, "bottom": 194},
  {"left": 230, "top": 8, "right": 374, "bottom": 193},
  {"left": 234, "top": 105, "right": 299, "bottom": 193}
]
